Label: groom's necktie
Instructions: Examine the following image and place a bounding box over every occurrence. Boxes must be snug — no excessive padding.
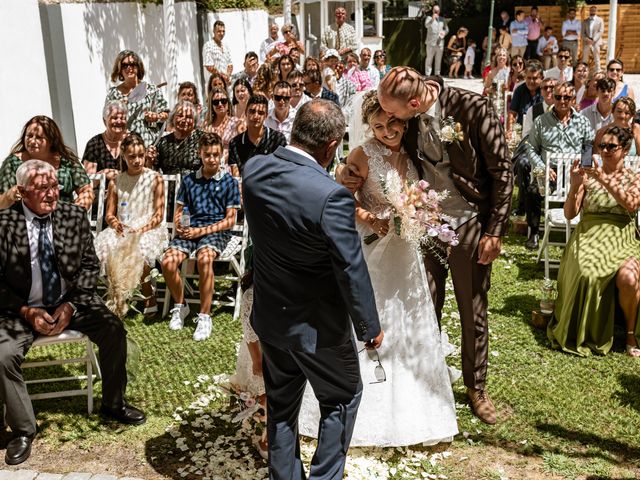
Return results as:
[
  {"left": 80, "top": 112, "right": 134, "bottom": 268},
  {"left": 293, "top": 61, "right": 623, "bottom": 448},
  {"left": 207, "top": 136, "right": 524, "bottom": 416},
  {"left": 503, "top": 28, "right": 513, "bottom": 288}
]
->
[
  {"left": 34, "top": 216, "right": 62, "bottom": 306},
  {"left": 419, "top": 113, "right": 443, "bottom": 162}
]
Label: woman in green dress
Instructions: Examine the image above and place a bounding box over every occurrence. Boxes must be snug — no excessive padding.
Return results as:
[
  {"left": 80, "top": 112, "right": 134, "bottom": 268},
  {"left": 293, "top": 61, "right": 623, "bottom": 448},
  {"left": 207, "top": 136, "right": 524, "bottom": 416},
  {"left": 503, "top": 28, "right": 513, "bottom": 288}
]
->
[
  {"left": 548, "top": 125, "right": 640, "bottom": 357},
  {"left": 0, "top": 115, "right": 93, "bottom": 210}
]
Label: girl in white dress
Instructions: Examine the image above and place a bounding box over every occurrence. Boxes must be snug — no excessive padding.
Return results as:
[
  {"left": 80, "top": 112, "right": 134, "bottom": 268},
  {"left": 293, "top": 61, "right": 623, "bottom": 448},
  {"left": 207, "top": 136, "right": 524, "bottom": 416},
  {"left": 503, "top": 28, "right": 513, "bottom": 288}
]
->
[
  {"left": 94, "top": 133, "right": 168, "bottom": 316},
  {"left": 298, "top": 91, "right": 459, "bottom": 447}
]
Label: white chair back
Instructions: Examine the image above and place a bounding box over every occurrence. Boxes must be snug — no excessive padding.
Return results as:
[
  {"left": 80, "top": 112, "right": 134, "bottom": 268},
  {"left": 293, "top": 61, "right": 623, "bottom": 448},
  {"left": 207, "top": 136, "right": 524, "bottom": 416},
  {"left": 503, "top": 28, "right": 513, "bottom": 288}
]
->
[
  {"left": 88, "top": 173, "right": 107, "bottom": 236},
  {"left": 545, "top": 153, "right": 579, "bottom": 203},
  {"left": 162, "top": 174, "right": 182, "bottom": 237}
]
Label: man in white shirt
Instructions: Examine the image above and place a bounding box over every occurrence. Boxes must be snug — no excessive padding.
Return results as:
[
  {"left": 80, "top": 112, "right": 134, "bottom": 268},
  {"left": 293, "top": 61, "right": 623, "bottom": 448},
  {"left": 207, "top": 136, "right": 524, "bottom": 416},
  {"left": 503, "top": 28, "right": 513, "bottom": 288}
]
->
[
  {"left": 361, "top": 48, "right": 380, "bottom": 88},
  {"left": 202, "top": 20, "right": 233, "bottom": 84},
  {"left": 260, "top": 23, "right": 280, "bottom": 63},
  {"left": 580, "top": 77, "right": 615, "bottom": 132},
  {"left": 265, "top": 81, "right": 296, "bottom": 143},
  {"left": 287, "top": 70, "right": 310, "bottom": 111},
  {"left": 537, "top": 26, "right": 559, "bottom": 70},
  {"left": 544, "top": 48, "right": 573, "bottom": 82},
  {"left": 522, "top": 77, "right": 557, "bottom": 137},
  {"left": 581, "top": 6, "right": 604, "bottom": 72},
  {"left": 561, "top": 8, "right": 581, "bottom": 65}
]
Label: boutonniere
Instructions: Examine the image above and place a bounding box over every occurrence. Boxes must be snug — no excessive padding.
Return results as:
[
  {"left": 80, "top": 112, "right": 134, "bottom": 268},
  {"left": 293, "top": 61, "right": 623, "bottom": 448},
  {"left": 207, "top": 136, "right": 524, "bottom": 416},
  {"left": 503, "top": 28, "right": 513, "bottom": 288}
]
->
[{"left": 439, "top": 116, "right": 464, "bottom": 145}]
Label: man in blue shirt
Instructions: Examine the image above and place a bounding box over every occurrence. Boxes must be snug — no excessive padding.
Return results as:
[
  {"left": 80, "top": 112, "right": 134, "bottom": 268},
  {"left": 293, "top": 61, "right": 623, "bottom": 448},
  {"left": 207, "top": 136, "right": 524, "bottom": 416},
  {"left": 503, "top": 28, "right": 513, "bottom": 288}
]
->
[
  {"left": 161, "top": 132, "right": 241, "bottom": 341},
  {"left": 510, "top": 10, "right": 529, "bottom": 58}
]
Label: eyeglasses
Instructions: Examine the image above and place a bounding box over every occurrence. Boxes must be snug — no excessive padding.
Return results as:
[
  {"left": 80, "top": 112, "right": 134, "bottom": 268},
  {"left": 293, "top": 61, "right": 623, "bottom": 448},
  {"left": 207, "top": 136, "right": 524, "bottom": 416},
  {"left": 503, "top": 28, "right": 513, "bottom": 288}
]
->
[
  {"left": 554, "top": 94, "right": 574, "bottom": 101},
  {"left": 358, "top": 348, "right": 386, "bottom": 384},
  {"left": 512, "top": 61, "right": 523, "bottom": 66},
  {"left": 290, "top": 82, "right": 304, "bottom": 88},
  {"left": 598, "top": 142, "right": 622, "bottom": 152},
  {"left": 558, "top": 55, "right": 570, "bottom": 60},
  {"left": 274, "top": 94, "right": 291, "bottom": 102},
  {"left": 608, "top": 67, "right": 622, "bottom": 72},
  {"left": 121, "top": 62, "right": 138, "bottom": 69},
  {"left": 542, "top": 85, "right": 556, "bottom": 91},
  {"left": 211, "top": 98, "right": 229, "bottom": 106}
]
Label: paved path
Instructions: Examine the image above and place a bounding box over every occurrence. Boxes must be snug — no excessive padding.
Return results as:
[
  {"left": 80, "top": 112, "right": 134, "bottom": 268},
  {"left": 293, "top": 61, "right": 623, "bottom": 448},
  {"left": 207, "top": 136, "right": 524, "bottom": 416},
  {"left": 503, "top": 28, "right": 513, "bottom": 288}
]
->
[{"left": 0, "top": 471, "right": 143, "bottom": 480}]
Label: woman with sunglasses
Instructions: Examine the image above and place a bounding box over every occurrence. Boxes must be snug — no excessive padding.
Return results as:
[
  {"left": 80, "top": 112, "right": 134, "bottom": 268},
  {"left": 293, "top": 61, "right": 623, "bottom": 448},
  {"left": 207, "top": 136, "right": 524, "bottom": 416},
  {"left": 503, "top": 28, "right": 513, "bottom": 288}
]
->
[
  {"left": 594, "top": 97, "right": 640, "bottom": 156},
  {"left": 105, "top": 50, "right": 169, "bottom": 146},
  {"left": 0, "top": 115, "right": 93, "bottom": 210},
  {"left": 607, "top": 58, "right": 636, "bottom": 103},
  {"left": 203, "top": 88, "right": 244, "bottom": 165},
  {"left": 549, "top": 125, "right": 640, "bottom": 358},
  {"left": 373, "top": 50, "right": 391, "bottom": 80},
  {"left": 266, "top": 24, "right": 305, "bottom": 61},
  {"left": 508, "top": 55, "right": 525, "bottom": 92}
]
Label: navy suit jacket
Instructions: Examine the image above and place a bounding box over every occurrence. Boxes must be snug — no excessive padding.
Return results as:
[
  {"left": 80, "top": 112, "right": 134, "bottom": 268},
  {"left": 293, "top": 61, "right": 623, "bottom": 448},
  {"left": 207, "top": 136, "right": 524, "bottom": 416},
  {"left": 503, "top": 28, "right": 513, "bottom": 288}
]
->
[{"left": 243, "top": 146, "right": 380, "bottom": 353}]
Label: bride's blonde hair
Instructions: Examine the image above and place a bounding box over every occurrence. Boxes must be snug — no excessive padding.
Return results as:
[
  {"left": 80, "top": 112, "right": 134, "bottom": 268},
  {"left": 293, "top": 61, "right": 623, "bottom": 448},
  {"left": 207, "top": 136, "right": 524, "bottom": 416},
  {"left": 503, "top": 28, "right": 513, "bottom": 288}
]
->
[{"left": 360, "top": 90, "right": 383, "bottom": 127}]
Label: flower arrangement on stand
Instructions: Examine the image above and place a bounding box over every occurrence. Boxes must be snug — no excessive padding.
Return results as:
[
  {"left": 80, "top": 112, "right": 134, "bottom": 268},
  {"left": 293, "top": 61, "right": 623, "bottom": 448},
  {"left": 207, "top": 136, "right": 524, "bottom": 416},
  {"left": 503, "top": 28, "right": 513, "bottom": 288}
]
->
[{"left": 364, "top": 171, "right": 459, "bottom": 264}]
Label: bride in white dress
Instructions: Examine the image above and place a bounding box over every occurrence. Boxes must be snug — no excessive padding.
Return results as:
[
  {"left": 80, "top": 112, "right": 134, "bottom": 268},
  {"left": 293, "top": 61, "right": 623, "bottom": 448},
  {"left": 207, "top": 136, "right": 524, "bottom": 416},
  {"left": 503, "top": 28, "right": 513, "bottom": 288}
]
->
[{"left": 298, "top": 90, "right": 459, "bottom": 447}]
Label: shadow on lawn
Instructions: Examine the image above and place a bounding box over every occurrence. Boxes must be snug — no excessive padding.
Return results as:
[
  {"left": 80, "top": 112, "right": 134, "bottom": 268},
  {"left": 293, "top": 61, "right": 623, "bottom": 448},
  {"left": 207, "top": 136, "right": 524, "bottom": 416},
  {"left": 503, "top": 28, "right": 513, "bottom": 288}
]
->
[
  {"left": 536, "top": 422, "right": 640, "bottom": 463},
  {"left": 614, "top": 373, "right": 640, "bottom": 414}
]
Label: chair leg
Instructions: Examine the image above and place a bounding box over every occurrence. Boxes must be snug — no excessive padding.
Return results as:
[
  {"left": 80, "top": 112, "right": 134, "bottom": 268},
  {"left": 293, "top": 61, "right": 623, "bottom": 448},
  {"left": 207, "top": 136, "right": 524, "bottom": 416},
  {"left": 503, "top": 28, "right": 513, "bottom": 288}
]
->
[
  {"left": 86, "top": 338, "right": 93, "bottom": 414},
  {"left": 88, "top": 342, "right": 101, "bottom": 380}
]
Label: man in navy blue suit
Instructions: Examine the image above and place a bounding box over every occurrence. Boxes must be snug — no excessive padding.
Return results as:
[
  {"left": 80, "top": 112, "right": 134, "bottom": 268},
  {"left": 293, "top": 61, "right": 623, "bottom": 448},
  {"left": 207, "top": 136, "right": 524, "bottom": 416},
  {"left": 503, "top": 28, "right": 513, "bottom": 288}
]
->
[{"left": 243, "top": 99, "right": 383, "bottom": 480}]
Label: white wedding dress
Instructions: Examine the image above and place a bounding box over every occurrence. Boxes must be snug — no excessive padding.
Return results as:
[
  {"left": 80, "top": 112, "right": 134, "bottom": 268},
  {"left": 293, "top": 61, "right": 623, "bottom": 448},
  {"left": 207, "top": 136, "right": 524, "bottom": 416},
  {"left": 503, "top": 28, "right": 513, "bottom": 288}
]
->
[{"left": 298, "top": 139, "right": 459, "bottom": 447}]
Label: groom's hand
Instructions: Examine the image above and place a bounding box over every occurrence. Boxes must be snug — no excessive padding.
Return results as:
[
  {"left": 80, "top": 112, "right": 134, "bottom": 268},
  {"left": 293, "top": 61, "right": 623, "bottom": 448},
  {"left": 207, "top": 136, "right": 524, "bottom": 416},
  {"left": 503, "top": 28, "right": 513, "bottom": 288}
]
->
[
  {"left": 365, "top": 329, "right": 384, "bottom": 349},
  {"left": 477, "top": 234, "right": 502, "bottom": 265}
]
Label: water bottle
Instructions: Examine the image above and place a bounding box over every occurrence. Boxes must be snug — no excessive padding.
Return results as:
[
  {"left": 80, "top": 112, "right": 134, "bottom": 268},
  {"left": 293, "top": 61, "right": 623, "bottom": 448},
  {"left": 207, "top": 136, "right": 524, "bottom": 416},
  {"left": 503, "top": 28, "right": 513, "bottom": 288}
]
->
[
  {"left": 181, "top": 207, "right": 190, "bottom": 228},
  {"left": 119, "top": 201, "right": 130, "bottom": 224}
]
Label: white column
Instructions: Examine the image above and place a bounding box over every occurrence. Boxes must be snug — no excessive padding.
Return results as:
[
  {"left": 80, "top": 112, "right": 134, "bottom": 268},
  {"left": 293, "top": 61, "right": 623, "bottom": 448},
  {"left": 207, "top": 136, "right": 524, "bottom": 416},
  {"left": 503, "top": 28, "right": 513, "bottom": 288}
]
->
[
  {"left": 607, "top": 0, "right": 618, "bottom": 62},
  {"left": 164, "top": 0, "right": 179, "bottom": 106}
]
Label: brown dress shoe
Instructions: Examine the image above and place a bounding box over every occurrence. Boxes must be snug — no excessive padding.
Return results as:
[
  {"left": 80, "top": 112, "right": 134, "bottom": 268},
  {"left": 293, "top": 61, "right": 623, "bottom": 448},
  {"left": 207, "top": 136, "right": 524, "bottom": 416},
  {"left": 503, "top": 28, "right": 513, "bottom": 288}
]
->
[{"left": 467, "top": 388, "right": 497, "bottom": 424}]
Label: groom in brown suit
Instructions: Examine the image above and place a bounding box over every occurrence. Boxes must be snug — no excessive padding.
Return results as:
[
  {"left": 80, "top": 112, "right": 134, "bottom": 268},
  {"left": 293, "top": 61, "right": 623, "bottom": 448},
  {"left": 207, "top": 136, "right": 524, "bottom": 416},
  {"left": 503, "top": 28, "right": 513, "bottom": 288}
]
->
[{"left": 378, "top": 67, "right": 512, "bottom": 424}]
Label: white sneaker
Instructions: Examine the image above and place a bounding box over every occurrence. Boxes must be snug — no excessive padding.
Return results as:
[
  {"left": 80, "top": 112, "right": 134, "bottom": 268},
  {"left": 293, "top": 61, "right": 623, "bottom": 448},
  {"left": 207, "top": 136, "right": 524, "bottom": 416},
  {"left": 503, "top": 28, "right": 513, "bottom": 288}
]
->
[
  {"left": 169, "top": 303, "right": 190, "bottom": 330},
  {"left": 193, "top": 313, "right": 212, "bottom": 341}
]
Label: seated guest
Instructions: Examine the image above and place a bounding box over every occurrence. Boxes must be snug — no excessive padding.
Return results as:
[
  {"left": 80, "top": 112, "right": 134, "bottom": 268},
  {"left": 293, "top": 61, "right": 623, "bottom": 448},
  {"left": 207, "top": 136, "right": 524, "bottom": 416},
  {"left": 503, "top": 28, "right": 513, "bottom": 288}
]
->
[
  {"left": 373, "top": 49, "right": 391, "bottom": 80},
  {"left": 253, "top": 63, "right": 276, "bottom": 100},
  {"left": 94, "top": 133, "right": 168, "bottom": 316},
  {"left": 203, "top": 88, "right": 244, "bottom": 167},
  {"left": 544, "top": 48, "right": 573, "bottom": 82},
  {"left": 229, "top": 95, "right": 287, "bottom": 177},
  {"left": 231, "top": 51, "right": 259, "bottom": 87},
  {"left": 321, "top": 49, "right": 340, "bottom": 92},
  {"left": 289, "top": 47, "right": 303, "bottom": 71},
  {"left": 524, "top": 81, "right": 594, "bottom": 250},
  {"left": 507, "top": 62, "right": 543, "bottom": 139},
  {"left": 483, "top": 47, "right": 510, "bottom": 92},
  {"left": 548, "top": 125, "right": 640, "bottom": 357},
  {"left": 522, "top": 77, "right": 557, "bottom": 137},
  {"left": 607, "top": 58, "right": 636, "bottom": 102},
  {"left": 83, "top": 100, "right": 128, "bottom": 181},
  {"left": 176, "top": 82, "right": 202, "bottom": 123},
  {"left": 161, "top": 133, "right": 240, "bottom": 341},
  {"left": 231, "top": 78, "right": 253, "bottom": 121},
  {"left": 149, "top": 101, "right": 203, "bottom": 175},
  {"left": 573, "top": 62, "right": 590, "bottom": 105},
  {"left": 303, "top": 69, "right": 339, "bottom": 105},
  {"left": 267, "top": 24, "right": 305, "bottom": 61},
  {"left": 594, "top": 97, "right": 640, "bottom": 156},
  {"left": 579, "top": 71, "right": 606, "bottom": 111},
  {"left": 335, "top": 60, "right": 357, "bottom": 123},
  {"left": 275, "top": 54, "right": 295, "bottom": 83},
  {"left": 105, "top": 50, "right": 169, "bottom": 146},
  {"left": 0, "top": 159, "right": 146, "bottom": 465},
  {"left": 286, "top": 70, "right": 310, "bottom": 111},
  {"left": 0, "top": 116, "right": 93, "bottom": 211},
  {"left": 580, "top": 77, "right": 615, "bottom": 133},
  {"left": 265, "top": 81, "right": 296, "bottom": 143}
]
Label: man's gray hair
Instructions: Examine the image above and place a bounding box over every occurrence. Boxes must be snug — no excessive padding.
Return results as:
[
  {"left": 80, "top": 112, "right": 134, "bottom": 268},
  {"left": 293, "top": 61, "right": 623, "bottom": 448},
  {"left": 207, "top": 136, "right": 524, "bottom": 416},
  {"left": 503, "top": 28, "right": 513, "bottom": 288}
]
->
[
  {"left": 16, "top": 159, "right": 55, "bottom": 186},
  {"left": 102, "top": 100, "right": 128, "bottom": 121},
  {"left": 291, "top": 99, "right": 346, "bottom": 151}
]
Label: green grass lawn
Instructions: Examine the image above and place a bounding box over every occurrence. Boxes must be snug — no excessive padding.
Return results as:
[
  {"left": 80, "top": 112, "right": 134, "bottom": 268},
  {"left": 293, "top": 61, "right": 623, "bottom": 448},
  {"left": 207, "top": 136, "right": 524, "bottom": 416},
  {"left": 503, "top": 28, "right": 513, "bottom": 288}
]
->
[{"left": 17, "top": 232, "right": 640, "bottom": 479}]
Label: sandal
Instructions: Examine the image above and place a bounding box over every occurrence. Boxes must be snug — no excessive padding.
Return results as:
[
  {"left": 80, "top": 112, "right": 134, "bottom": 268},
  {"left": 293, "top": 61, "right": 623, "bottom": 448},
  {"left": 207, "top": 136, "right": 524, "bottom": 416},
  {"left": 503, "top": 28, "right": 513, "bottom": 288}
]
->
[{"left": 626, "top": 331, "right": 640, "bottom": 357}]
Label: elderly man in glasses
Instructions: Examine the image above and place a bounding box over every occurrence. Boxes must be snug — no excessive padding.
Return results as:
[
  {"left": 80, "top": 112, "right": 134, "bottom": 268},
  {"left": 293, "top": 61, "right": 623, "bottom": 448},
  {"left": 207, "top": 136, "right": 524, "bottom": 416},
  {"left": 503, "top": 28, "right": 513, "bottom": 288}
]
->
[
  {"left": 321, "top": 6, "right": 358, "bottom": 58},
  {"left": 524, "top": 81, "right": 594, "bottom": 249}
]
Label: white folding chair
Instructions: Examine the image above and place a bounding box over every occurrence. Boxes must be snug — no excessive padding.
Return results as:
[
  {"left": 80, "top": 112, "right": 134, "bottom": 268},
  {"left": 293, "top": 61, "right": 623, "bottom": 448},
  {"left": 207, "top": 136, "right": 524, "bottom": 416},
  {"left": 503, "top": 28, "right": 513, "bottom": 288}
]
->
[
  {"left": 536, "top": 153, "right": 580, "bottom": 278},
  {"left": 87, "top": 173, "right": 107, "bottom": 237},
  {"left": 23, "top": 330, "right": 101, "bottom": 414},
  {"left": 624, "top": 155, "right": 640, "bottom": 231}
]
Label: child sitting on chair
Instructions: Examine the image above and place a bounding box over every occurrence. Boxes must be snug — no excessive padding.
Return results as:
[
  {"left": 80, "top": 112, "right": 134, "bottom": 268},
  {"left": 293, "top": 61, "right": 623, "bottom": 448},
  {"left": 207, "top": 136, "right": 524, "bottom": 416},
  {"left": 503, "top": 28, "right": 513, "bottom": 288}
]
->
[{"left": 161, "top": 132, "right": 241, "bottom": 341}]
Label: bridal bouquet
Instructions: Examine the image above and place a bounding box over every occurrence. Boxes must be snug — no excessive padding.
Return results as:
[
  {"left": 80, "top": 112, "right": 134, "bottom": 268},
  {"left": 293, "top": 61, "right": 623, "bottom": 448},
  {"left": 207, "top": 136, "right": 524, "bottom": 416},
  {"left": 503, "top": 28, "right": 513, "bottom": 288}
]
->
[{"left": 365, "top": 171, "right": 459, "bottom": 261}]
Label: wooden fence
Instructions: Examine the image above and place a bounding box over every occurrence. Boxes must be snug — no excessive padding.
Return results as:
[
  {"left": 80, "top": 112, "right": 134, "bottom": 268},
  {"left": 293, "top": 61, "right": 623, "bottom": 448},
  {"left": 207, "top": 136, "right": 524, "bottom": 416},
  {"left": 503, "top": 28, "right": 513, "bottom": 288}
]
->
[{"left": 517, "top": 4, "right": 640, "bottom": 72}]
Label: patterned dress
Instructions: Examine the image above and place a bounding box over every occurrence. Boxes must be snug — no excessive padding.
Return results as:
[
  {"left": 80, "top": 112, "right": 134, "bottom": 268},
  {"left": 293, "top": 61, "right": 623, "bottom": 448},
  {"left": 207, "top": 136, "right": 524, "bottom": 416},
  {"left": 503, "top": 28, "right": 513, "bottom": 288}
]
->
[
  {"left": 548, "top": 169, "right": 640, "bottom": 356},
  {"left": 0, "top": 154, "right": 90, "bottom": 204},
  {"left": 105, "top": 83, "right": 169, "bottom": 146},
  {"left": 82, "top": 134, "right": 120, "bottom": 171},
  {"left": 94, "top": 168, "right": 168, "bottom": 268}
]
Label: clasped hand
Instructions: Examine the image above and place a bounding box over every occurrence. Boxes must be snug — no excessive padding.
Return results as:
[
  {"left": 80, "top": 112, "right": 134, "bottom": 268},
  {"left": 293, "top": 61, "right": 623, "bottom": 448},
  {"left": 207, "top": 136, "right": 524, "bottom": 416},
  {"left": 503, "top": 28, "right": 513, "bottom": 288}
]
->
[
  {"left": 176, "top": 224, "right": 203, "bottom": 240},
  {"left": 335, "top": 163, "right": 365, "bottom": 193},
  {"left": 23, "top": 304, "right": 73, "bottom": 336}
]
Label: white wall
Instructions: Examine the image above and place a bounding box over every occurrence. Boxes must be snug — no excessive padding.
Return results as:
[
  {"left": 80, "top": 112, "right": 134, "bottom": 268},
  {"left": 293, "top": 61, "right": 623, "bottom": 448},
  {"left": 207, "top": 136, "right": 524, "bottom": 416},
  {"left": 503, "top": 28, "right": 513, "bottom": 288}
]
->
[{"left": 0, "top": 0, "right": 52, "bottom": 157}]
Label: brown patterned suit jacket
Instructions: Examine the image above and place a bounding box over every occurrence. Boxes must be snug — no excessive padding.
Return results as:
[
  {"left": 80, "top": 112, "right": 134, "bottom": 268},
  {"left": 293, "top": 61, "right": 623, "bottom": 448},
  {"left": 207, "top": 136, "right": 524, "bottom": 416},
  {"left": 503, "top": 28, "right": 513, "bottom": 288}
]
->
[{"left": 403, "top": 77, "right": 513, "bottom": 237}]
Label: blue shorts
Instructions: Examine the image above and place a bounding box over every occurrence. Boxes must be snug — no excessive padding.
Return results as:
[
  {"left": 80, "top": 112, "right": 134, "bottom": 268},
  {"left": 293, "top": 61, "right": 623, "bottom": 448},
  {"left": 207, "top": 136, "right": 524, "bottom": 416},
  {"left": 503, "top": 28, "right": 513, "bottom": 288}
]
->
[{"left": 167, "top": 231, "right": 231, "bottom": 257}]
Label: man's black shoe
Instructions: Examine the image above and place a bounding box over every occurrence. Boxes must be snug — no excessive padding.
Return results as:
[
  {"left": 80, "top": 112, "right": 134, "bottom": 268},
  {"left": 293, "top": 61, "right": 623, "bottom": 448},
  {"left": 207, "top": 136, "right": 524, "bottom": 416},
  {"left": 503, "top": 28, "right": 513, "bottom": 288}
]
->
[
  {"left": 525, "top": 233, "right": 539, "bottom": 250},
  {"left": 100, "top": 403, "right": 146, "bottom": 426},
  {"left": 5, "top": 434, "right": 33, "bottom": 465}
]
